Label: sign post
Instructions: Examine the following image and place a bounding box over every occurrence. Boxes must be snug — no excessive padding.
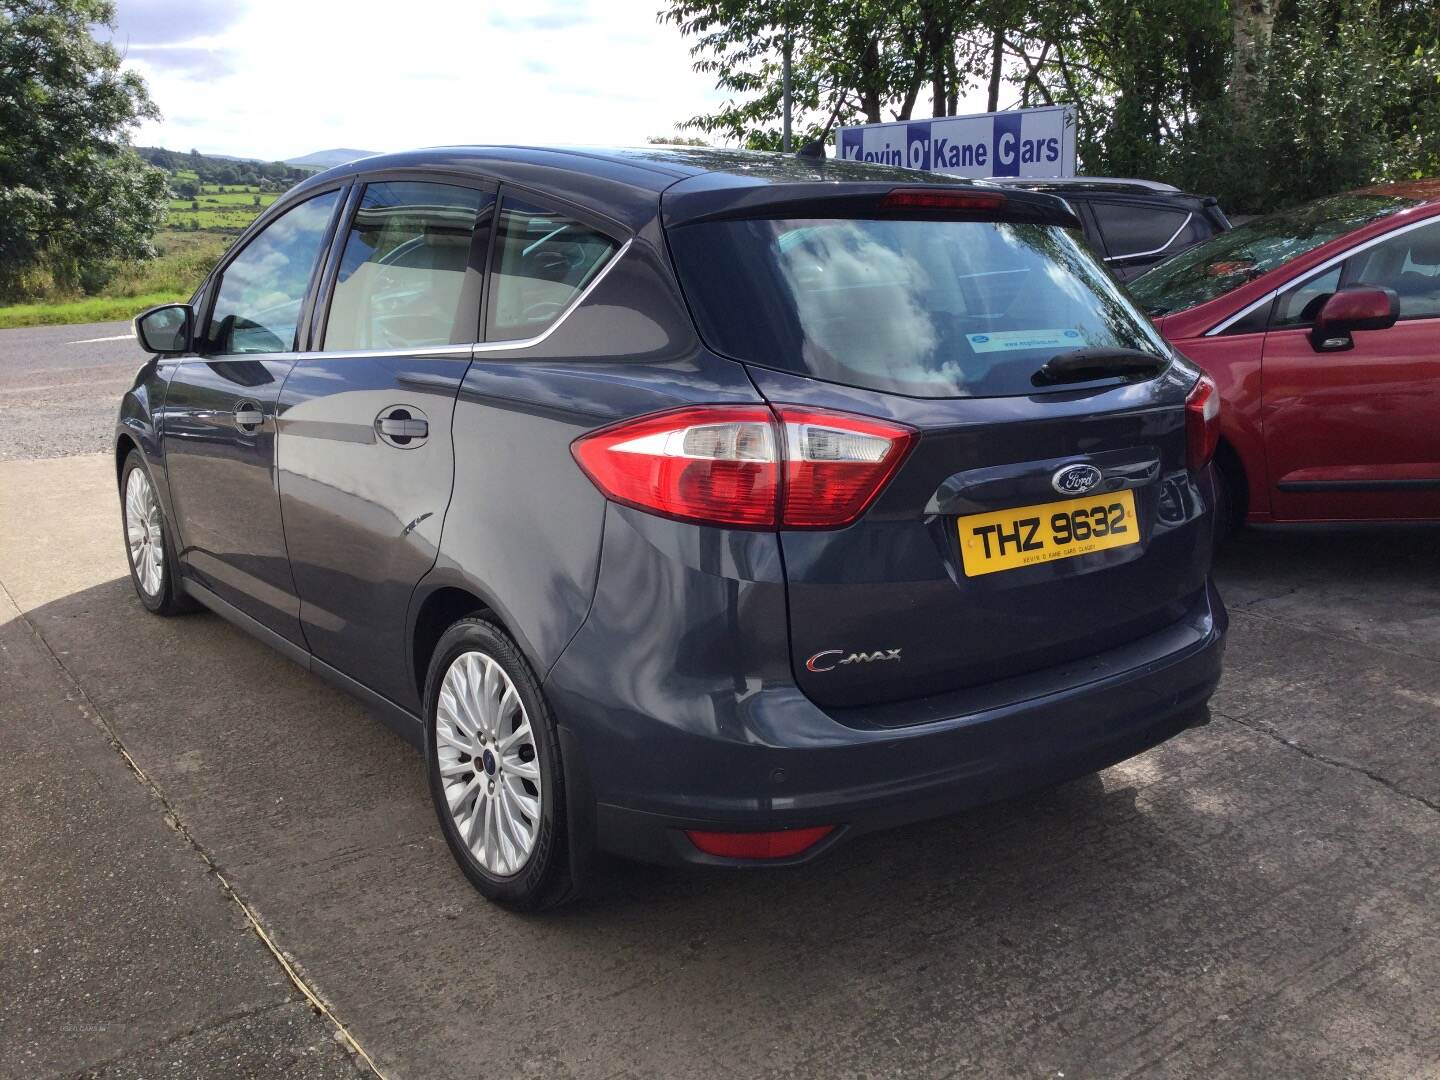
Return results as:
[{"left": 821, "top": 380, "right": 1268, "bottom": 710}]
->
[{"left": 837, "top": 105, "right": 1077, "bottom": 180}]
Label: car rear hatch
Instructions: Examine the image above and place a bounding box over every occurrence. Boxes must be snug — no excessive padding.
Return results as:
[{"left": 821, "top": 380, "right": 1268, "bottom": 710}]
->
[{"left": 664, "top": 180, "right": 1215, "bottom": 710}]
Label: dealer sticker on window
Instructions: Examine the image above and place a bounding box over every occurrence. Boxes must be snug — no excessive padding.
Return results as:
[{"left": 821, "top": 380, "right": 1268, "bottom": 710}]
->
[{"left": 966, "top": 329, "right": 1083, "bottom": 353}]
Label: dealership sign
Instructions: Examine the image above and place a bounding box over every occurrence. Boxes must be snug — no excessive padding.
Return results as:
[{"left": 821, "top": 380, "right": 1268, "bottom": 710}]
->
[{"left": 838, "top": 105, "right": 1076, "bottom": 180}]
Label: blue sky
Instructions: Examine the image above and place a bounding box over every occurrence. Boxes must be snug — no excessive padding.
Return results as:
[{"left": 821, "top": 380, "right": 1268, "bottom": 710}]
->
[{"left": 109, "top": 0, "right": 734, "bottom": 159}]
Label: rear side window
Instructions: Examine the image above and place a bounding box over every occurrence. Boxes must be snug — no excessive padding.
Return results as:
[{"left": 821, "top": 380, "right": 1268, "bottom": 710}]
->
[
  {"left": 487, "top": 198, "right": 618, "bottom": 341},
  {"left": 668, "top": 217, "right": 1170, "bottom": 398},
  {"left": 324, "top": 181, "right": 490, "bottom": 351},
  {"left": 1091, "top": 202, "right": 1190, "bottom": 258},
  {"left": 206, "top": 190, "right": 340, "bottom": 354}
]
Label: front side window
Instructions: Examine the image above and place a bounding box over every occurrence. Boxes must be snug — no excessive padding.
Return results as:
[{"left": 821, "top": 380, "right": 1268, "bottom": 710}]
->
[
  {"left": 1273, "top": 265, "right": 1343, "bottom": 329},
  {"left": 669, "top": 216, "right": 1170, "bottom": 399},
  {"left": 1346, "top": 222, "right": 1440, "bottom": 321},
  {"left": 206, "top": 191, "right": 340, "bottom": 354},
  {"left": 324, "top": 182, "right": 490, "bottom": 351},
  {"left": 487, "top": 198, "right": 618, "bottom": 341},
  {"left": 1092, "top": 202, "right": 1190, "bottom": 259}
]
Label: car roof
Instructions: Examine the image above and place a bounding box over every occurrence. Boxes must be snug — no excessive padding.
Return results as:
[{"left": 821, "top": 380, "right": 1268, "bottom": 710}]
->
[
  {"left": 1349, "top": 178, "right": 1440, "bottom": 206},
  {"left": 284, "top": 144, "right": 1068, "bottom": 232}
]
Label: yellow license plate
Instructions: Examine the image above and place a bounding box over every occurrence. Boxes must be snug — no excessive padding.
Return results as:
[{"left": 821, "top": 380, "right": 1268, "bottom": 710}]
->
[{"left": 957, "top": 489, "right": 1139, "bottom": 577}]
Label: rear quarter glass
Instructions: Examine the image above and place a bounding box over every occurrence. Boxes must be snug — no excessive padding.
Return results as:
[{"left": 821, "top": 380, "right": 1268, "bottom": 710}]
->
[{"left": 668, "top": 217, "right": 1171, "bottom": 399}]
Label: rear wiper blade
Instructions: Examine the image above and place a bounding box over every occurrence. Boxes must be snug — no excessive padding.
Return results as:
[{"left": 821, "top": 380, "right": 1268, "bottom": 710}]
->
[{"left": 1032, "top": 347, "right": 1168, "bottom": 387}]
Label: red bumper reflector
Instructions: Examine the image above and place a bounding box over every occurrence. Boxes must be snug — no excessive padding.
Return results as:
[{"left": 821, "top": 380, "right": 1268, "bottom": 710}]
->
[{"left": 685, "top": 825, "right": 835, "bottom": 860}]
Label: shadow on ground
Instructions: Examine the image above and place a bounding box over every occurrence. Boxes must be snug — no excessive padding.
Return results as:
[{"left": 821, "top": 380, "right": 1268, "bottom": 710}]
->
[{"left": 12, "top": 526, "right": 1440, "bottom": 1078}]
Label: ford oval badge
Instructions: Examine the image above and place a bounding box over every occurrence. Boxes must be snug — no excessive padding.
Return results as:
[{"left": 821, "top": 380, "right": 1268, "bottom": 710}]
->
[{"left": 1052, "top": 463, "right": 1103, "bottom": 496}]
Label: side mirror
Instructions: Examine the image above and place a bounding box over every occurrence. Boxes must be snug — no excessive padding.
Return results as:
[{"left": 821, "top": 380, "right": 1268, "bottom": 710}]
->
[
  {"left": 1310, "top": 286, "right": 1398, "bottom": 352},
  {"left": 134, "top": 303, "right": 193, "bottom": 354}
]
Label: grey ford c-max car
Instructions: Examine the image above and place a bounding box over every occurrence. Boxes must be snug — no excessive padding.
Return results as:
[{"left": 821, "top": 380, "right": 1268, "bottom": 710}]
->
[{"left": 119, "top": 146, "right": 1226, "bottom": 909}]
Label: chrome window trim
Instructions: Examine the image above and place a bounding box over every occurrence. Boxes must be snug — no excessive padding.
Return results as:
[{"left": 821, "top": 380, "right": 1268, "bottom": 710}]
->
[
  {"left": 291, "top": 237, "right": 633, "bottom": 362},
  {"left": 1103, "top": 212, "right": 1194, "bottom": 263},
  {"left": 1204, "top": 214, "right": 1440, "bottom": 336}
]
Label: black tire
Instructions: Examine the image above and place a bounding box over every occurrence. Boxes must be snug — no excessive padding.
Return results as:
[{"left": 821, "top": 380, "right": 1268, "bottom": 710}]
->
[
  {"left": 424, "top": 616, "right": 572, "bottom": 910},
  {"left": 119, "top": 449, "right": 194, "bottom": 616},
  {"left": 1211, "top": 463, "right": 1240, "bottom": 545}
]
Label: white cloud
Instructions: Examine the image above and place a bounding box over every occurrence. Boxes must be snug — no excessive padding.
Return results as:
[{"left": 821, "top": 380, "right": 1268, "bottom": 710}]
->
[{"left": 118, "top": 0, "right": 731, "bottom": 159}]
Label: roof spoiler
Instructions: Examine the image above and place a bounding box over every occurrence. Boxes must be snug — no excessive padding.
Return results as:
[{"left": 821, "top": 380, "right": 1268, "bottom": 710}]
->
[{"left": 662, "top": 183, "right": 1083, "bottom": 230}]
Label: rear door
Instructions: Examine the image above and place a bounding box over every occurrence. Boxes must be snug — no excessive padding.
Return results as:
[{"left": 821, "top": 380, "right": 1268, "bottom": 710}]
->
[
  {"left": 161, "top": 187, "right": 345, "bottom": 642},
  {"left": 276, "top": 177, "right": 495, "bottom": 709},
  {"left": 667, "top": 206, "right": 1212, "bottom": 708},
  {"left": 1263, "top": 217, "right": 1440, "bottom": 521}
]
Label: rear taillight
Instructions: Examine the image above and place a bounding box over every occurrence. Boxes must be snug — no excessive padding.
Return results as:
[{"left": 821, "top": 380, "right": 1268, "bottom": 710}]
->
[
  {"left": 775, "top": 406, "right": 916, "bottom": 527},
  {"left": 1185, "top": 374, "right": 1220, "bottom": 470},
  {"left": 571, "top": 405, "right": 915, "bottom": 529}
]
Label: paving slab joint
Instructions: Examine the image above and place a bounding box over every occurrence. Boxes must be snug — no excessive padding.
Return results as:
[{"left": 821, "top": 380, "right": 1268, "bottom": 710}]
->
[
  {"left": 0, "top": 575, "right": 390, "bottom": 1080},
  {"left": 1216, "top": 708, "right": 1440, "bottom": 815}
]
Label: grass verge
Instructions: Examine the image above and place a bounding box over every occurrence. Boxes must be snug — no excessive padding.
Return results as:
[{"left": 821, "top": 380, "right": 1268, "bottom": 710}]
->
[{"left": 0, "top": 230, "right": 235, "bottom": 330}]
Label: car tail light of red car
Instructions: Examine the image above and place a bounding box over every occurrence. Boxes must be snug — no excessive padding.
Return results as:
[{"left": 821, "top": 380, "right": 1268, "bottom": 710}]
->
[
  {"left": 1185, "top": 374, "right": 1221, "bottom": 470},
  {"left": 572, "top": 404, "right": 916, "bottom": 529}
]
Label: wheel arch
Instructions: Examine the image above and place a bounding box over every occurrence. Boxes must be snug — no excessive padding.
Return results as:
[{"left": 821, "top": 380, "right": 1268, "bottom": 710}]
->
[
  {"left": 409, "top": 584, "right": 499, "bottom": 706},
  {"left": 1213, "top": 435, "right": 1250, "bottom": 523}
]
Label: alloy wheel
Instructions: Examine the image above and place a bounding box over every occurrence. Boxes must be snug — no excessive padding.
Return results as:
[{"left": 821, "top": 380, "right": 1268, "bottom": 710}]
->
[
  {"left": 125, "top": 467, "right": 165, "bottom": 597},
  {"left": 435, "top": 650, "right": 543, "bottom": 876}
]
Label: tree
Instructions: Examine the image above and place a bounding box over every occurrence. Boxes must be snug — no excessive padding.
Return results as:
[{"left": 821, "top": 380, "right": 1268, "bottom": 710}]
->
[
  {"left": 0, "top": 0, "right": 167, "bottom": 299},
  {"left": 662, "top": 0, "right": 1440, "bottom": 213}
]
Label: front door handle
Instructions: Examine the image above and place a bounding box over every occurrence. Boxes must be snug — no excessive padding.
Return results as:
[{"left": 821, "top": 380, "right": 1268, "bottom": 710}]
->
[{"left": 233, "top": 402, "right": 264, "bottom": 429}]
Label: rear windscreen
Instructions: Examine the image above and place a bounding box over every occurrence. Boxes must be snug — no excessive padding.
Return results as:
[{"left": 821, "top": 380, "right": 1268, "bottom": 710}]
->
[{"left": 668, "top": 217, "right": 1170, "bottom": 398}]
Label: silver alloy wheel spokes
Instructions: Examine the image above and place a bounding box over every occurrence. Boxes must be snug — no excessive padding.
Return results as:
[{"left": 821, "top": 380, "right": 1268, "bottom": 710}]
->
[
  {"left": 435, "top": 650, "right": 542, "bottom": 876},
  {"left": 124, "top": 468, "right": 164, "bottom": 597}
]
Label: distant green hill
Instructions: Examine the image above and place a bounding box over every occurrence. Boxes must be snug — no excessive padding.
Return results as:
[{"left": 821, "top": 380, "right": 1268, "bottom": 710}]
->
[{"left": 136, "top": 147, "right": 309, "bottom": 193}]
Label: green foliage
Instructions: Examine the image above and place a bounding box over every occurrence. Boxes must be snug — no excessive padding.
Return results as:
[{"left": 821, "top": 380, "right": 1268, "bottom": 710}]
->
[
  {"left": 0, "top": 0, "right": 168, "bottom": 299},
  {"left": 662, "top": 0, "right": 1440, "bottom": 213},
  {"left": 0, "top": 229, "right": 231, "bottom": 328}
]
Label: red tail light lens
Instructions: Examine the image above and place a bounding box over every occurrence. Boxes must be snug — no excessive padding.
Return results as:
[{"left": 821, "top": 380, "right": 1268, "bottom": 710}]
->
[
  {"left": 571, "top": 405, "right": 915, "bottom": 529},
  {"left": 686, "top": 825, "right": 835, "bottom": 859},
  {"left": 571, "top": 405, "right": 780, "bottom": 527},
  {"left": 776, "top": 406, "right": 916, "bottom": 527},
  {"left": 1185, "top": 374, "right": 1220, "bottom": 469}
]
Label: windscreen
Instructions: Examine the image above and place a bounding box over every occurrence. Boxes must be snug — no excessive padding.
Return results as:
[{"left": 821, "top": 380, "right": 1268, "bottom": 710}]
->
[
  {"left": 668, "top": 217, "right": 1169, "bottom": 398},
  {"left": 1129, "top": 193, "right": 1418, "bottom": 315}
]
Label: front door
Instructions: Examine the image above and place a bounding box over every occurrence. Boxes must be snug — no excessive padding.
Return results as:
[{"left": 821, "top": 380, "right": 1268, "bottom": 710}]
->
[
  {"left": 161, "top": 188, "right": 344, "bottom": 641},
  {"left": 1263, "top": 219, "right": 1440, "bottom": 522},
  {"left": 276, "top": 178, "right": 494, "bottom": 709}
]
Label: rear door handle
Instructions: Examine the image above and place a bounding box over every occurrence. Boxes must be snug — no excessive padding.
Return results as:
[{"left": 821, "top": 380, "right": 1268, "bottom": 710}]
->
[
  {"left": 233, "top": 403, "right": 264, "bottom": 429},
  {"left": 378, "top": 417, "right": 428, "bottom": 439}
]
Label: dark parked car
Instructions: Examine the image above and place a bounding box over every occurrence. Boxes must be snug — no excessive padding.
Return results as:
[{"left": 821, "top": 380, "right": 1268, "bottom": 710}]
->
[
  {"left": 991, "top": 177, "right": 1231, "bottom": 280},
  {"left": 119, "top": 146, "right": 1226, "bottom": 909},
  {"left": 1131, "top": 180, "right": 1440, "bottom": 527}
]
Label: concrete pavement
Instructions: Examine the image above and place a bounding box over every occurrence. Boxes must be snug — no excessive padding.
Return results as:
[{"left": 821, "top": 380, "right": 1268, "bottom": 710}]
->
[{"left": 2, "top": 449, "right": 1437, "bottom": 1078}]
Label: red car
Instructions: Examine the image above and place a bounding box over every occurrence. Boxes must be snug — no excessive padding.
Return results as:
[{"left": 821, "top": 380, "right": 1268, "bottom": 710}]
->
[{"left": 1129, "top": 180, "right": 1440, "bottom": 526}]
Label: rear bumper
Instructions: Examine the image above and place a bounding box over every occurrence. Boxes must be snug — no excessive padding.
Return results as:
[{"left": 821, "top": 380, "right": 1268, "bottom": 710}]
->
[{"left": 548, "top": 574, "right": 1226, "bottom": 868}]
